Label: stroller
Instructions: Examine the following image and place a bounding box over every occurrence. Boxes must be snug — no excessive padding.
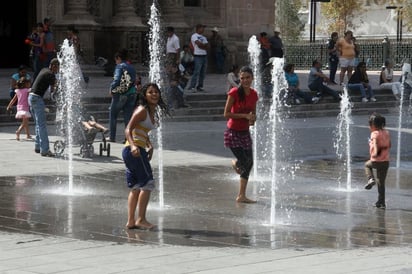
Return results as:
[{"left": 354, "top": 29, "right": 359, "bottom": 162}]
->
[{"left": 54, "top": 115, "right": 110, "bottom": 158}]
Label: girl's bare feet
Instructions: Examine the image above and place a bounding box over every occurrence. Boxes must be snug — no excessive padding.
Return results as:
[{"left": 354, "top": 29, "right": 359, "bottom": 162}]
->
[
  {"left": 15, "top": 131, "right": 20, "bottom": 141},
  {"left": 26, "top": 135, "right": 32, "bottom": 139},
  {"left": 236, "top": 196, "right": 257, "bottom": 203},
  {"left": 135, "top": 220, "right": 155, "bottom": 230},
  {"left": 126, "top": 221, "right": 137, "bottom": 229}
]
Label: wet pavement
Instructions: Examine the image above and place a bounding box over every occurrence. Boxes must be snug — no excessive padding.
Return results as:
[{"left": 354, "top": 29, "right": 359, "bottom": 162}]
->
[
  {"left": 1, "top": 114, "right": 412, "bottom": 273},
  {"left": 1, "top": 163, "right": 412, "bottom": 249}
]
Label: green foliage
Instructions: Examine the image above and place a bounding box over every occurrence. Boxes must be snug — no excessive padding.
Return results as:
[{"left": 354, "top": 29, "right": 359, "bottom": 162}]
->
[{"left": 401, "top": 1, "right": 412, "bottom": 31}]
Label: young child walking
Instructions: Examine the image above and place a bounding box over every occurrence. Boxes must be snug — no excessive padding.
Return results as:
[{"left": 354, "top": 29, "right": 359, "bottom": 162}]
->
[
  {"left": 364, "top": 112, "right": 391, "bottom": 209},
  {"left": 122, "top": 83, "right": 168, "bottom": 230},
  {"left": 7, "top": 77, "right": 32, "bottom": 140}
]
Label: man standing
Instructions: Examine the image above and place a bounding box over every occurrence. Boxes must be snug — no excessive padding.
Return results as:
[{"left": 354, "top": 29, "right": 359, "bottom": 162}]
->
[
  {"left": 328, "top": 32, "right": 339, "bottom": 85},
  {"left": 165, "top": 26, "right": 180, "bottom": 71},
  {"left": 209, "top": 27, "right": 225, "bottom": 74},
  {"left": 269, "top": 28, "right": 284, "bottom": 58},
  {"left": 42, "top": 17, "right": 56, "bottom": 68},
  {"left": 189, "top": 24, "right": 209, "bottom": 92},
  {"left": 29, "top": 58, "right": 59, "bottom": 157},
  {"left": 108, "top": 49, "right": 137, "bottom": 143}
]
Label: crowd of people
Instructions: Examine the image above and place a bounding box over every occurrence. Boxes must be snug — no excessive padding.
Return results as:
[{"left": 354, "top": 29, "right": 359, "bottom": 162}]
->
[{"left": 4, "top": 23, "right": 407, "bottom": 230}]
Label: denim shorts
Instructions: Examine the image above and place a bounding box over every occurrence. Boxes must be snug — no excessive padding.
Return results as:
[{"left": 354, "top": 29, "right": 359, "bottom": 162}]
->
[{"left": 122, "top": 146, "right": 155, "bottom": 191}]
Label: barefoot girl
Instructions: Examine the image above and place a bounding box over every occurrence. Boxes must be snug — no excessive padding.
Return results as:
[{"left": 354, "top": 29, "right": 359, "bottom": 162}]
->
[
  {"left": 122, "top": 83, "right": 168, "bottom": 229},
  {"left": 223, "top": 66, "right": 258, "bottom": 203},
  {"left": 7, "top": 77, "right": 32, "bottom": 140}
]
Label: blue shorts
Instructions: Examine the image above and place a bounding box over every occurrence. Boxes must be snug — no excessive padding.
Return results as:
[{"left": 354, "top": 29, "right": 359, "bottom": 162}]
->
[{"left": 122, "top": 146, "right": 155, "bottom": 191}]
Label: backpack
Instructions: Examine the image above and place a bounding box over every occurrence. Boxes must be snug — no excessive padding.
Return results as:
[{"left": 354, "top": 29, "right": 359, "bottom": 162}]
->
[{"left": 111, "top": 67, "right": 132, "bottom": 94}]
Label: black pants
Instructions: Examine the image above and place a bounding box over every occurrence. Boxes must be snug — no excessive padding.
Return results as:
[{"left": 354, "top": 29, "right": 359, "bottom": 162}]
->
[
  {"left": 230, "top": 147, "right": 253, "bottom": 180},
  {"left": 365, "top": 160, "right": 389, "bottom": 204}
]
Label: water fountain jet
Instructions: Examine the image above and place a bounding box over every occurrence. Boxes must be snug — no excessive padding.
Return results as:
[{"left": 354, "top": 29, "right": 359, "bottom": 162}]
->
[
  {"left": 148, "top": 1, "right": 165, "bottom": 209},
  {"left": 56, "top": 39, "right": 85, "bottom": 193},
  {"left": 334, "top": 86, "right": 352, "bottom": 191}
]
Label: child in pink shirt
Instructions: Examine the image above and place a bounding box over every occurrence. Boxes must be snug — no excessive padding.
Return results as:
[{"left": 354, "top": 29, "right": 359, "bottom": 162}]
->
[
  {"left": 7, "top": 77, "right": 32, "bottom": 140},
  {"left": 364, "top": 113, "right": 391, "bottom": 209}
]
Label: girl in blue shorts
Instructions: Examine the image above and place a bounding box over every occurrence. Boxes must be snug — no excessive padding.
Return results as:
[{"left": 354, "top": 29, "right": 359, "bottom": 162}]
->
[{"left": 122, "top": 83, "right": 168, "bottom": 229}]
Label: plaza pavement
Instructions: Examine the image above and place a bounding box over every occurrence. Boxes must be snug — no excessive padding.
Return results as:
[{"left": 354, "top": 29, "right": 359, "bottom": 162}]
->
[{"left": 0, "top": 68, "right": 411, "bottom": 274}]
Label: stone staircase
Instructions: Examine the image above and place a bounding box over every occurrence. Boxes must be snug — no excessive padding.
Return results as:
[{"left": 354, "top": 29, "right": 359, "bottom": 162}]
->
[{"left": 0, "top": 88, "right": 406, "bottom": 127}]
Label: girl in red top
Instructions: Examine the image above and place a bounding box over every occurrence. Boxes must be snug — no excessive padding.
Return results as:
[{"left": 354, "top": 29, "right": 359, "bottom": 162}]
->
[
  {"left": 364, "top": 112, "right": 391, "bottom": 209},
  {"left": 223, "top": 66, "right": 258, "bottom": 203}
]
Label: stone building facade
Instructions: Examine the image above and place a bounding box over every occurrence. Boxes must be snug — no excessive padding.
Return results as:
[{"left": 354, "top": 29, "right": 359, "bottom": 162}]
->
[{"left": 35, "top": 0, "right": 275, "bottom": 71}]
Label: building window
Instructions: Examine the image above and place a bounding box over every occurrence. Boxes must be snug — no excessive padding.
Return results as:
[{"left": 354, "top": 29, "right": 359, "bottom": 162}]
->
[{"left": 184, "top": 0, "right": 200, "bottom": 7}]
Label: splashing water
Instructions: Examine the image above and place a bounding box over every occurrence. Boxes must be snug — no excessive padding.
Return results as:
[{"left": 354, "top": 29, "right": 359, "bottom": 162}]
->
[
  {"left": 269, "top": 57, "right": 289, "bottom": 225},
  {"left": 148, "top": 1, "right": 164, "bottom": 208},
  {"left": 247, "top": 35, "right": 263, "bottom": 178},
  {"left": 56, "top": 39, "right": 85, "bottom": 193},
  {"left": 396, "top": 65, "right": 409, "bottom": 170},
  {"left": 334, "top": 86, "right": 352, "bottom": 190}
]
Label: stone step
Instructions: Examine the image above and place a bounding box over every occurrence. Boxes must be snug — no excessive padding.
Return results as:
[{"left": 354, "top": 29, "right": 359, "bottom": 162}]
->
[{"left": 0, "top": 93, "right": 409, "bottom": 126}]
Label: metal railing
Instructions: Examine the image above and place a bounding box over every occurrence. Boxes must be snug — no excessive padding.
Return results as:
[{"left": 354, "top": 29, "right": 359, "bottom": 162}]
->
[{"left": 284, "top": 39, "right": 412, "bottom": 70}]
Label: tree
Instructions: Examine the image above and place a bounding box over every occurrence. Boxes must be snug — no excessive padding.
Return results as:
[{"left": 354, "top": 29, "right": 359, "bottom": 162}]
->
[
  {"left": 399, "top": 0, "right": 412, "bottom": 31},
  {"left": 275, "top": 0, "right": 303, "bottom": 42},
  {"left": 320, "top": 0, "right": 363, "bottom": 35}
]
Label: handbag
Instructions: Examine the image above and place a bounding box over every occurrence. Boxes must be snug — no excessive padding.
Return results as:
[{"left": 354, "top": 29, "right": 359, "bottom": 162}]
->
[{"left": 111, "top": 68, "right": 132, "bottom": 94}]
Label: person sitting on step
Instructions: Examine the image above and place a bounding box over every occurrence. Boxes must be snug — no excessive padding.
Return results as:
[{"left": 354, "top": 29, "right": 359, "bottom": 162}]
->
[
  {"left": 347, "top": 61, "right": 376, "bottom": 103},
  {"left": 284, "top": 63, "right": 320, "bottom": 105},
  {"left": 307, "top": 59, "right": 341, "bottom": 102}
]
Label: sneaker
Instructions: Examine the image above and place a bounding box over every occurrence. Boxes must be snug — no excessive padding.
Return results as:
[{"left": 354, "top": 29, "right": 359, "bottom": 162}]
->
[
  {"left": 197, "top": 87, "right": 205, "bottom": 92},
  {"left": 35, "top": 149, "right": 40, "bottom": 154},
  {"left": 311, "top": 97, "right": 320, "bottom": 104},
  {"left": 364, "top": 178, "right": 376, "bottom": 190},
  {"left": 41, "top": 151, "right": 55, "bottom": 157},
  {"left": 361, "top": 97, "right": 369, "bottom": 103},
  {"left": 106, "top": 137, "right": 116, "bottom": 143},
  {"left": 295, "top": 98, "right": 301, "bottom": 105},
  {"left": 375, "top": 202, "right": 386, "bottom": 209},
  {"left": 370, "top": 97, "right": 377, "bottom": 102},
  {"left": 190, "top": 88, "right": 197, "bottom": 93}
]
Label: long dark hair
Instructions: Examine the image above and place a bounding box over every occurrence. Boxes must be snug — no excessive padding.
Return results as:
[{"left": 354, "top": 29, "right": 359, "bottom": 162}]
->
[
  {"left": 138, "top": 83, "right": 170, "bottom": 124},
  {"left": 238, "top": 66, "right": 253, "bottom": 102}
]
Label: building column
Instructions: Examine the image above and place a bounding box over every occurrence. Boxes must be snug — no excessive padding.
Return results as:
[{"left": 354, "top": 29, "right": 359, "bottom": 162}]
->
[
  {"left": 110, "top": 0, "right": 147, "bottom": 63},
  {"left": 111, "top": 0, "right": 145, "bottom": 28},
  {"left": 160, "top": 0, "right": 189, "bottom": 29}
]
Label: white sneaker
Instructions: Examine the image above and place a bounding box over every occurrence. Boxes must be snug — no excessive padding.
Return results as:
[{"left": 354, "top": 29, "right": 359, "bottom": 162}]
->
[
  {"left": 370, "top": 97, "right": 377, "bottom": 102},
  {"left": 190, "top": 88, "right": 197, "bottom": 93},
  {"left": 295, "top": 98, "right": 301, "bottom": 105},
  {"left": 311, "top": 97, "right": 320, "bottom": 104},
  {"left": 361, "top": 97, "right": 369, "bottom": 103}
]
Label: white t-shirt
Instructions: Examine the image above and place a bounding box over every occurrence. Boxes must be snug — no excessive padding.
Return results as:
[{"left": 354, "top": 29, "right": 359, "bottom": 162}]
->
[
  {"left": 191, "top": 32, "right": 208, "bottom": 56},
  {"left": 166, "top": 34, "right": 180, "bottom": 54}
]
